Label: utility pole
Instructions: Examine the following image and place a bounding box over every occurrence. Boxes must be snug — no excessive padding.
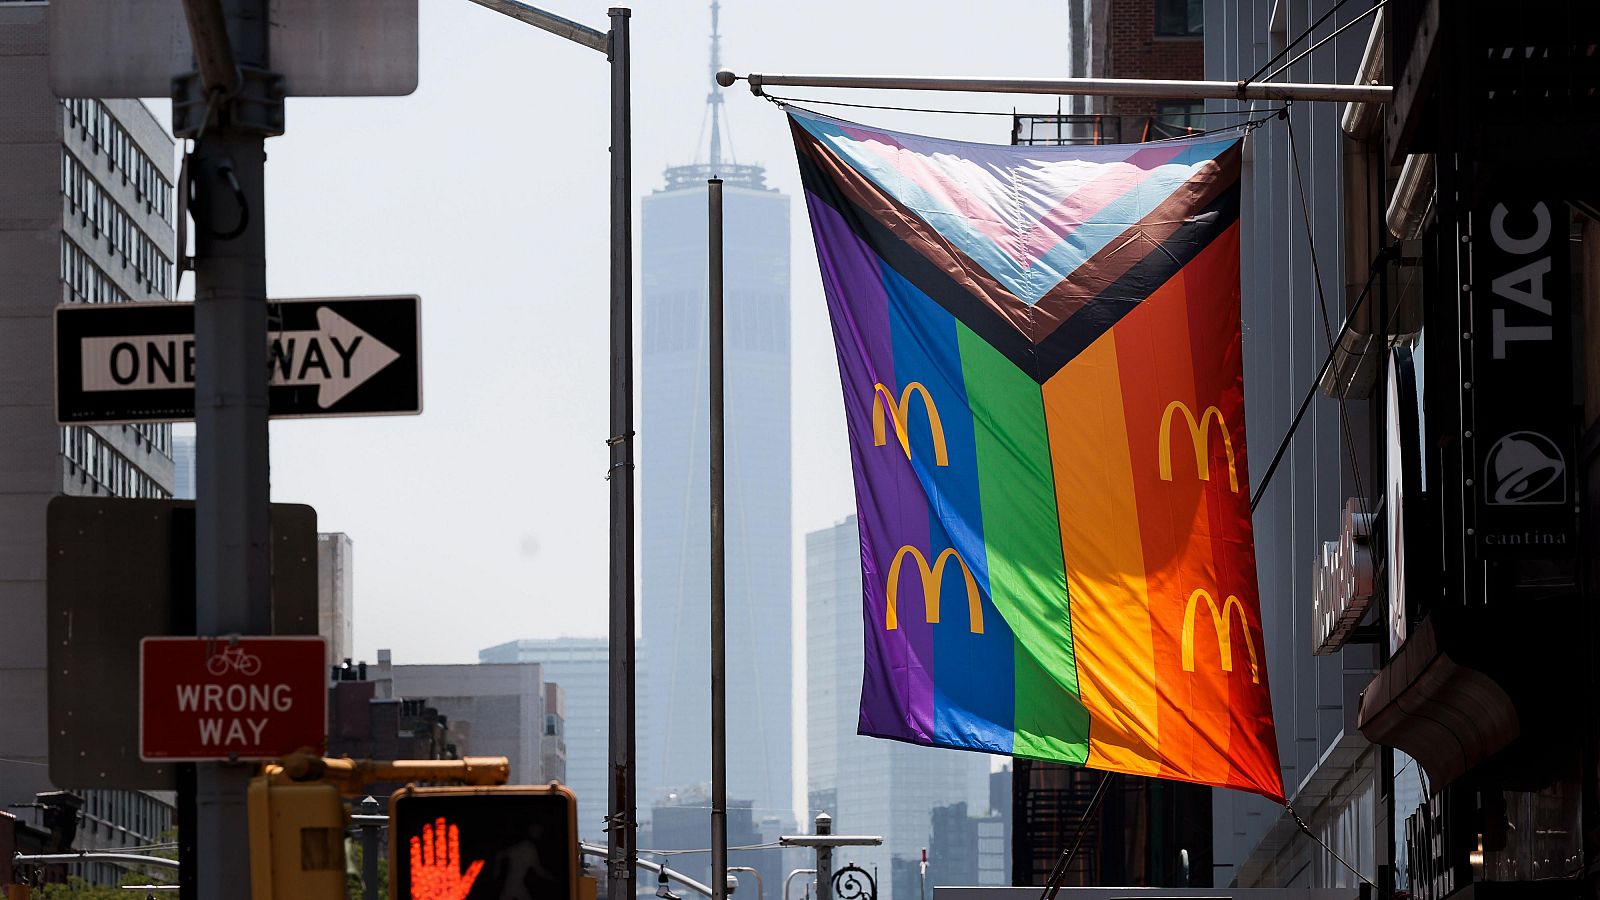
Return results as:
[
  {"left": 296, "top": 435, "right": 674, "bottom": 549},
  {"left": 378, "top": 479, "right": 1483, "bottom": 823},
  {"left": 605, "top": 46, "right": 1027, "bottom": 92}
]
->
[
  {"left": 176, "top": 0, "right": 278, "bottom": 894},
  {"left": 605, "top": 10, "right": 637, "bottom": 899},
  {"left": 467, "top": 6, "right": 635, "bottom": 895}
]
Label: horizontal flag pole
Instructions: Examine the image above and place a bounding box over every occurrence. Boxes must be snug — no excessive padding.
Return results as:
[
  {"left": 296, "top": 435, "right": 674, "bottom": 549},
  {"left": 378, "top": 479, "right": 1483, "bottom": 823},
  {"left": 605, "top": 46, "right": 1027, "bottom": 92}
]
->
[{"left": 715, "top": 69, "right": 1391, "bottom": 105}]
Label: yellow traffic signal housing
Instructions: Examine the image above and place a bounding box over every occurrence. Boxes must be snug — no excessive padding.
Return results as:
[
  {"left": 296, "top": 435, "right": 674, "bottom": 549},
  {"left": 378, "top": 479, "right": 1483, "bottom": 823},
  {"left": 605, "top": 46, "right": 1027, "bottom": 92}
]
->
[
  {"left": 390, "top": 783, "right": 579, "bottom": 900},
  {"left": 247, "top": 775, "right": 347, "bottom": 900}
]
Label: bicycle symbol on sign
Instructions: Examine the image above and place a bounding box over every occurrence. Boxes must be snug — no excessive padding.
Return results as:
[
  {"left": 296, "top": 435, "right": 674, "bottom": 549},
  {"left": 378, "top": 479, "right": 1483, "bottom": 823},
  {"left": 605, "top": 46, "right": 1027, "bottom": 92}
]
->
[{"left": 206, "top": 644, "right": 262, "bottom": 677}]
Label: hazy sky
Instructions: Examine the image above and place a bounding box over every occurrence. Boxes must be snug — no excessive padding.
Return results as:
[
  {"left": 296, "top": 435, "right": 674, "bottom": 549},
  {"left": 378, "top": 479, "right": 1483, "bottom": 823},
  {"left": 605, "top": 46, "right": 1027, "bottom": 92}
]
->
[{"left": 167, "top": 0, "right": 1068, "bottom": 809}]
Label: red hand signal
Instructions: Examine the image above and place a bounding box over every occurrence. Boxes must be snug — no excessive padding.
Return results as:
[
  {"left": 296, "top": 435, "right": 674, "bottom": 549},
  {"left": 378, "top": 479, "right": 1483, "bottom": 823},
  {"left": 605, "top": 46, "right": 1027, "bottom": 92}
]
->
[{"left": 409, "top": 816, "right": 485, "bottom": 900}]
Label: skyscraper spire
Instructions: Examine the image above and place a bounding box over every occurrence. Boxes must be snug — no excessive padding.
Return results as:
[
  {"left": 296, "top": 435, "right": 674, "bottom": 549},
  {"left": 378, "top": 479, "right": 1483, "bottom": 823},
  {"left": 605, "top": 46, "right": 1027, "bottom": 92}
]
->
[{"left": 708, "top": 0, "right": 723, "bottom": 172}]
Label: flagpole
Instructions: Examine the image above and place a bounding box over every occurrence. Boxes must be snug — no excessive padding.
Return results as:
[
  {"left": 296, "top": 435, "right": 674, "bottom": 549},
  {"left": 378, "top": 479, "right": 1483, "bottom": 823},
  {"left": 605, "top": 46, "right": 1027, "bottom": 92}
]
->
[
  {"left": 715, "top": 70, "right": 1390, "bottom": 105},
  {"left": 708, "top": 177, "right": 728, "bottom": 900}
]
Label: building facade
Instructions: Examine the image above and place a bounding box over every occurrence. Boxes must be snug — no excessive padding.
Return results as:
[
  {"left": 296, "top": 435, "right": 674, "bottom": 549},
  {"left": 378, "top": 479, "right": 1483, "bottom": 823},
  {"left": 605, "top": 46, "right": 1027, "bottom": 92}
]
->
[
  {"left": 0, "top": 4, "right": 178, "bottom": 885},
  {"left": 639, "top": 159, "right": 793, "bottom": 822},
  {"left": 382, "top": 653, "right": 560, "bottom": 786},
  {"left": 171, "top": 432, "right": 194, "bottom": 500},
  {"left": 1203, "top": 0, "right": 1389, "bottom": 891},
  {"left": 806, "top": 516, "right": 991, "bottom": 899},
  {"left": 1026, "top": 0, "right": 1206, "bottom": 143},
  {"left": 316, "top": 532, "right": 354, "bottom": 667},
  {"left": 479, "top": 636, "right": 651, "bottom": 844}
]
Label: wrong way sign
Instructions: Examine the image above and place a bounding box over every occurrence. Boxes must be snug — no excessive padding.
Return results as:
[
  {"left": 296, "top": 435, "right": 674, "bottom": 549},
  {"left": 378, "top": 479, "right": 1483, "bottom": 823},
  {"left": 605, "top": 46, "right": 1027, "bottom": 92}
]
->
[
  {"left": 140, "top": 636, "right": 327, "bottom": 762},
  {"left": 55, "top": 295, "right": 421, "bottom": 423}
]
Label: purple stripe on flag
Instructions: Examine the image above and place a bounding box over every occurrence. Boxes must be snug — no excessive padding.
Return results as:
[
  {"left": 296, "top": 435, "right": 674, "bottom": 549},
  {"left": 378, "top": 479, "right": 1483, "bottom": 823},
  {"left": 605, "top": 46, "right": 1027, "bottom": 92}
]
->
[{"left": 805, "top": 191, "right": 936, "bottom": 744}]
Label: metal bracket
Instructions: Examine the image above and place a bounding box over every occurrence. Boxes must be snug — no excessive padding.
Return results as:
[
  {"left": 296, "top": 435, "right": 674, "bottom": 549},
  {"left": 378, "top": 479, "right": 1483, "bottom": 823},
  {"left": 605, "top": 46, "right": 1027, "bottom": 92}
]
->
[{"left": 171, "top": 66, "right": 286, "bottom": 138}]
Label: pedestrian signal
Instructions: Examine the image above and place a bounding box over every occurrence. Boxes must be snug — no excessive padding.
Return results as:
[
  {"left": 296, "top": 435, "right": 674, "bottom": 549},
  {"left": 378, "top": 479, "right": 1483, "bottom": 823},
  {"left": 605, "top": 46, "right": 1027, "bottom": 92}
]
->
[{"left": 389, "top": 783, "right": 578, "bottom": 900}]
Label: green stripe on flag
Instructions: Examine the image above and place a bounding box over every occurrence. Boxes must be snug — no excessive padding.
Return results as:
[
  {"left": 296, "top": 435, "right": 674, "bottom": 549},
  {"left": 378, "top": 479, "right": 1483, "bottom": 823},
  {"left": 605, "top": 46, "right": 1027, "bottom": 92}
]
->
[{"left": 957, "top": 323, "right": 1090, "bottom": 763}]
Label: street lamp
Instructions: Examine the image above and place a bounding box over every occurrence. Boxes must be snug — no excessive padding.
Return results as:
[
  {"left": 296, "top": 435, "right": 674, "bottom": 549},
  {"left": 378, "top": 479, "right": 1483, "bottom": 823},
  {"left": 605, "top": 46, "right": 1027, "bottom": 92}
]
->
[{"left": 463, "top": 4, "right": 636, "bottom": 900}]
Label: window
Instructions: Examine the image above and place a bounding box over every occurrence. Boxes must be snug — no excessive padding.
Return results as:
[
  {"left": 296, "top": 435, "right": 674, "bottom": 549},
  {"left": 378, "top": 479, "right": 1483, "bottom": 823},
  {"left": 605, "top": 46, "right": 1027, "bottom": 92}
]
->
[
  {"left": 1154, "top": 100, "right": 1206, "bottom": 138},
  {"left": 1155, "top": 0, "right": 1203, "bottom": 36}
]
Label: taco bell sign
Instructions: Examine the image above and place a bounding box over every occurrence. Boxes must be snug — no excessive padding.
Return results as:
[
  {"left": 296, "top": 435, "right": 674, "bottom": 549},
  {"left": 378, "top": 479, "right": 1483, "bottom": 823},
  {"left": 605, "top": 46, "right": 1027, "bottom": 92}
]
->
[{"left": 1470, "top": 192, "right": 1576, "bottom": 556}]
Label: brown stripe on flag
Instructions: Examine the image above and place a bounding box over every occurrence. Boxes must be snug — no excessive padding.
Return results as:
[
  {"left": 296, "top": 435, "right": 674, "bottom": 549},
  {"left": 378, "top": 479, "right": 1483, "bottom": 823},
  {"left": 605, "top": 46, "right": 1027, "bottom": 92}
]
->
[
  {"left": 795, "top": 130, "right": 1039, "bottom": 342},
  {"left": 1025, "top": 142, "right": 1243, "bottom": 341}
]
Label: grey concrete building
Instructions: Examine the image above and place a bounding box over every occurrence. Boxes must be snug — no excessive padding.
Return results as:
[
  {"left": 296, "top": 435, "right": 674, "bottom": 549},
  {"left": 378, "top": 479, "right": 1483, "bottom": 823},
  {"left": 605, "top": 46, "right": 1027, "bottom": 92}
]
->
[
  {"left": 0, "top": 1, "right": 178, "bottom": 871},
  {"left": 382, "top": 652, "right": 558, "bottom": 785},
  {"left": 316, "top": 532, "right": 354, "bottom": 666},
  {"left": 806, "top": 515, "right": 990, "bottom": 899}
]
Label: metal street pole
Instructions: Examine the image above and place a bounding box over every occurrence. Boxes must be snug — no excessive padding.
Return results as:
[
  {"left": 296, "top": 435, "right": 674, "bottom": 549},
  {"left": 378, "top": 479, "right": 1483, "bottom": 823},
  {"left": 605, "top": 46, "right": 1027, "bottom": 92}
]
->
[
  {"left": 466, "top": 5, "right": 633, "bottom": 894},
  {"left": 178, "top": 0, "right": 275, "bottom": 895},
  {"left": 708, "top": 177, "right": 727, "bottom": 900},
  {"left": 606, "top": 9, "right": 638, "bottom": 900},
  {"left": 815, "top": 813, "right": 833, "bottom": 900}
]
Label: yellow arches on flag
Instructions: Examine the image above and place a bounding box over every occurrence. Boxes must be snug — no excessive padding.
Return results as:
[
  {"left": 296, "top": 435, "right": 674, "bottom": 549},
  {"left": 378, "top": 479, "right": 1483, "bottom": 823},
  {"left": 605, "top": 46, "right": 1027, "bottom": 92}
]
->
[
  {"left": 873, "top": 382, "right": 949, "bottom": 467},
  {"left": 1181, "top": 589, "right": 1259, "bottom": 683},
  {"left": 1158, "top": 400, "right": 1239, "bottom": 493},
  {"left": 885, "top": 545, "right": 983, "bottom": 634}
]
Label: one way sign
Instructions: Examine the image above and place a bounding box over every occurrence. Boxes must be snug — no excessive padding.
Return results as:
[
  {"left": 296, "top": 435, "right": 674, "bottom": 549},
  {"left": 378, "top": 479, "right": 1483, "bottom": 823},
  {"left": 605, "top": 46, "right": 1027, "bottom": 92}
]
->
[{"left": 55, "top": 296, "right": 421, "bottom": 423}]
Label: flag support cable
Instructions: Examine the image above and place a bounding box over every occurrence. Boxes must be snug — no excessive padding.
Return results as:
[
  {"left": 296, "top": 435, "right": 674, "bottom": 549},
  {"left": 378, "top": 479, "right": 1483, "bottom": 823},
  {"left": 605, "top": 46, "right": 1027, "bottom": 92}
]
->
[
  {"left": 1284, "top": 106, "right": 1374, "bottom": 531},
  {"left": 1241, "top": 0, "right": 1372, "bottom": 87},
  {"left": 716, "top": 70, "right": 1391, "bottom": 104},
  {"left": 1250, "top": 252, "right": 1389, "bottom": 513},
  {"left": 1038, "top": 772, "right": 1115, "bottom": 900},
  {"left": 1254, "top": 1, "right": 1386, "bottom": 87}
]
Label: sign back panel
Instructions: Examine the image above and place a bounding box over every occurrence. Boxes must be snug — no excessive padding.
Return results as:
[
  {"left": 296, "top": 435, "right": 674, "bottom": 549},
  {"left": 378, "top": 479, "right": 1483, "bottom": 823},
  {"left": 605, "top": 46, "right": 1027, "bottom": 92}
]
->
[
  {"left": 47, "top": 498, "right": 318, "bottom": 789},
  {"left": 49, "top": 0, "right": 418, "bottom": 98}
]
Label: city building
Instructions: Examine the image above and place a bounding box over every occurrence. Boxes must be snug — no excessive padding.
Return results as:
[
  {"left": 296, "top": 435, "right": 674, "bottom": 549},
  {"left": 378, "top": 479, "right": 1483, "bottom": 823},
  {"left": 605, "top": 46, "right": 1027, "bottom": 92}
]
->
[
  {"left": 171, "top": 432, "right": 194, "bottom": 499},
  {"left": 316, "top": 532, "right": 354, "bottom": 666},
  {"left": 1017, "top": 0, "right": 1206, "bottom": 145},
  {"left": 639, "top": 7, "right": 793, "bottom": 828},
  {"left": 0, "top": 3, "right": 178, "bottom": 884},
  {"left": 1205, "top": 3, "right": 1600, "bottom": 900},
  {"left": 542, "top": 682, "right": 566, "bottom": 793},
  {"left": 649, "top": 789, "right": 783, "bottom": 900},
  {"left": 327, "top": 660, "right": 456, "bottom": 800},
  {"left": 806, "top": 515, "right": 990, "bottom": 899},
  {"left": 479, "top": 636, "right": 651, "bottom": 844}
]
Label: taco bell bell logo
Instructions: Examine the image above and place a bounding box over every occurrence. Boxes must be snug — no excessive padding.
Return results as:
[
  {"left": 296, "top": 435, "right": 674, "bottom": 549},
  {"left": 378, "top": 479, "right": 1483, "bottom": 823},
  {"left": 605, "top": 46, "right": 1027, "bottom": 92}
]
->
[{"left": 1484, "top": 430, "right": 1566, "bottom": 505}]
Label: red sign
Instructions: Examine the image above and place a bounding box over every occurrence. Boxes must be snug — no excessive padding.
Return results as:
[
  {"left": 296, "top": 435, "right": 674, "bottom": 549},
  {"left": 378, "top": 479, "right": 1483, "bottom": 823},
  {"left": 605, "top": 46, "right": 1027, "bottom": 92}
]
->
[{"left": 140, "top": 636, "right": 327, "bottom": 761}]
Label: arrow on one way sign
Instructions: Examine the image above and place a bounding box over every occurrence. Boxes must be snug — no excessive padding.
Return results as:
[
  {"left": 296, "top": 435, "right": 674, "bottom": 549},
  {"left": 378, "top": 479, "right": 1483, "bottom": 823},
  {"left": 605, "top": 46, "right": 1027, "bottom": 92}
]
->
[
  {"left": 56, "top": 295, "right": 421, "bottom": 423},
  {"left": 81, "top": 307, "right": 400, "bottom": 408}
]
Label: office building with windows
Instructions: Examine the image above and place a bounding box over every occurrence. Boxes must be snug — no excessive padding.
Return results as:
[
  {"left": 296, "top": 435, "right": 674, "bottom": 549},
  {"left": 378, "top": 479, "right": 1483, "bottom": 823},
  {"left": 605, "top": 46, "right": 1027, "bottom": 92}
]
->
[
  {"left": 638, "top": 120, "right": 793, "bottom": 824},
  {"left": 806, "top": 516, "right": 991, "bottom": 899},
  {"left": 0, "top": 3, "right": 179, "bottom": 881}
]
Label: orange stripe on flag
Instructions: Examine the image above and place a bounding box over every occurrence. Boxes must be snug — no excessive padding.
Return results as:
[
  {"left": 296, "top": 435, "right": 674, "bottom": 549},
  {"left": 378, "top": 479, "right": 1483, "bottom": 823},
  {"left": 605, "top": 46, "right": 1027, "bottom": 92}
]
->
[{"left": 1043, "top": 330, "right": 1161, "bottom": 776}]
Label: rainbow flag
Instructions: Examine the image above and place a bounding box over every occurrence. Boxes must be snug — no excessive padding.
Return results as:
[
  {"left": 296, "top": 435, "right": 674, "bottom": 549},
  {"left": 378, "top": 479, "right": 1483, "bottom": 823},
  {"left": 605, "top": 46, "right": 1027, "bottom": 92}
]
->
[{"left": 792, "top": 108, "right": 1283, "bottom": 801}]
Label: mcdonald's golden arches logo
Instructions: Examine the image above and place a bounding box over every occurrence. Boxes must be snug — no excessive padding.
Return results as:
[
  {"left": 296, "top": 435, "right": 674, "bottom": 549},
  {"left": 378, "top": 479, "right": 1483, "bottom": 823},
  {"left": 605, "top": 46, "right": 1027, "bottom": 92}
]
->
[
  {"left": 1180, "top": 589, "right": 1258, "bottom": 682},
  {"left": 1158, "top": 401, "right": 1239, "bottom": 493},
  {"left": 873, "top": 382, "right": 949, "bottom": 467},
  {"left": 885, "top": 545, "right": 983, "bottom": 634}
]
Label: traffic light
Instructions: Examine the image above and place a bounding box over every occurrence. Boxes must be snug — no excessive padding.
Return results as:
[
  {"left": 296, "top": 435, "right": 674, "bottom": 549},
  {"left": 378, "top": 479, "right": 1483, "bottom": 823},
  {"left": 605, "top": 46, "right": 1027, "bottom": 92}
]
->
[
  {"left": 390, "top": 783, "right": 579, "bottom": 900},
  {"left": 246, "top": 775, "right": 347, "bottom": 900}
]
